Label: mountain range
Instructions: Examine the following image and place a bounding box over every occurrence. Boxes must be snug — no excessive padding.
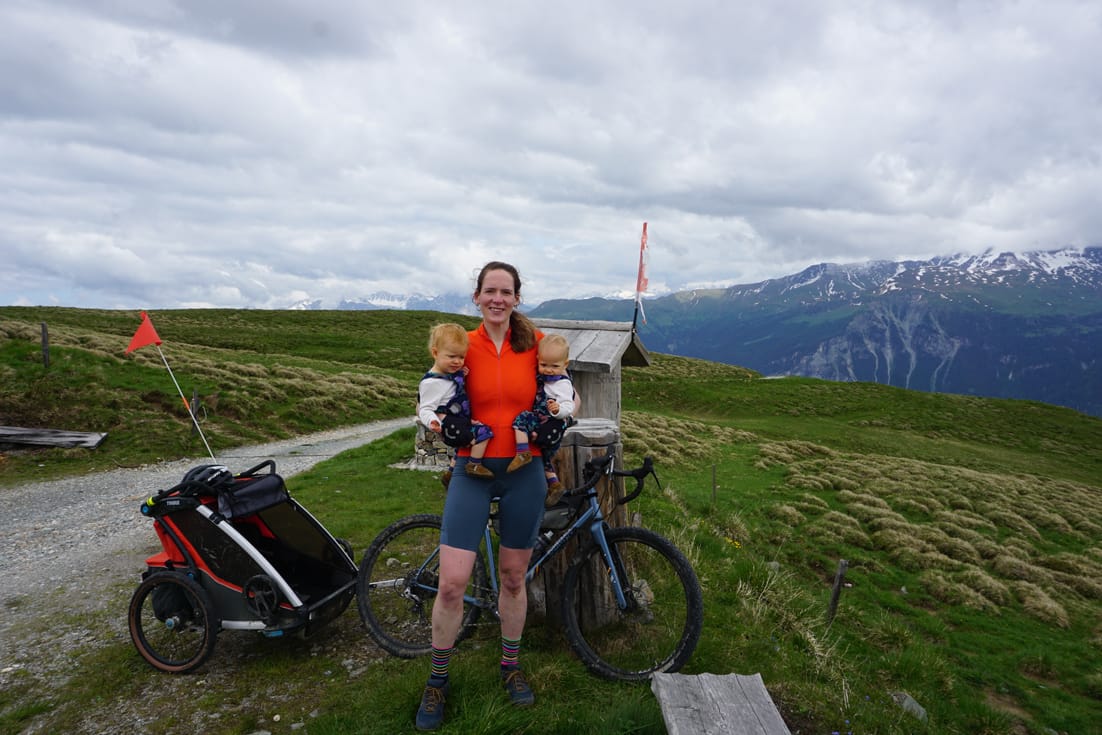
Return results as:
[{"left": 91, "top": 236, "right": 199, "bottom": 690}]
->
[
  {"left": 284, "top": 247, "right": 1102, "bottom": 418},
  {"left": 528, "top": 247, "right": 1102, "bottom": 418},
  {"left": 289, "top": 293, "right": 478, "bottom": 316}
]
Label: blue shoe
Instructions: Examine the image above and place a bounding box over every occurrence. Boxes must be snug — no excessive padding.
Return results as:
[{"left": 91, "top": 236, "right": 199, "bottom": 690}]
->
[
  {"left": 415, "top": 679, "right": 449, "bottom": 730},
  {"left": 501, "top": 666, "right": 535, "bottom": 706}
]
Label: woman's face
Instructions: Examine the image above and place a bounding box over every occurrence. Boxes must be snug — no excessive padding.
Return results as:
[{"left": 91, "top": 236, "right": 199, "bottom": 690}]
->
[{"left": 475, "top": 268, "right": 520, "bottom": 329}]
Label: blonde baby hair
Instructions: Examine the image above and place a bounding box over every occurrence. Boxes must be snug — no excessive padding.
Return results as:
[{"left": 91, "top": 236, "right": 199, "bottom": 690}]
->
[
  {"left": 428, "top": 323, "right": 469, "bottom": 354},
  {"left": 539, "top": 333, "right": 570, "bottom": 362}
]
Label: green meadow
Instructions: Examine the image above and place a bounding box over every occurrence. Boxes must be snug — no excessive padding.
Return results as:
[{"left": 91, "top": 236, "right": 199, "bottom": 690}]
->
[{"left": 2, "top": 306, "right": 1100, "bottom": 734}]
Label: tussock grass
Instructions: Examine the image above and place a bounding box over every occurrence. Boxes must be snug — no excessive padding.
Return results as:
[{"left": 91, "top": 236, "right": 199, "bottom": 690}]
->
[
  {"left": 933, "top": 509, "right": 996, "bottom": 531},
  {"left": 769, "top": 504, "right": 806, "bottom": 527},
  {"left": 754, "top": 440, "right": 836, "bottom": 469},
  {"left": 4, "top": 306, "right": 1101, "bottom": 734},
  {"left": 796, "top": 493, "right": 829, "bottom": 510},
  {"left": 921, "top": 570, "right": 1000, "bottom": 612},
  {"left": 735, "top": 567, "right": 841, "bottom": 681},
  {"left": 869, "top": 528, "right": 919, "bottom": 554},
  {"left": 889, "top": 496, "right": 939, "bottom": 516},
  {"left": 983, "top": 508, "right": 1043, "bottom": 540},
  {"left": 992, "top": 555, "right": 1055, "bottom": 586},
  {"left": 836, "top": 490, "right": 891, "bottom": 509},
  {"left": 934, "top": 520, "right": 989, "bottom": 547},
  {"left": 846, "top": 502, "right": 908, "bottom": 526},
  {"left": 1037, "top": 552, "right": 1102, "bottom": 579},
  {"left": 1011, "top": 581, "right": 1070, "bottom": 628},
  {"left": 621, "top": 410, "right": 755, "bottom": 467},
  {"left": 957, "top": 566, "right": 1012, "bottom": 606},
  {"left": 808, "top": 512, "right": 872, "bottom": 549}
]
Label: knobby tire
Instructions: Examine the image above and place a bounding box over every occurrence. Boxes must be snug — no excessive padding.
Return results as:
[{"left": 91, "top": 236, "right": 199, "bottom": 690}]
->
[
  {"left": 560, "top": 526, "right": 703, "bottom": 681},
  {"left": 356, "top": 513, "right": 488, "bottom": 658}
]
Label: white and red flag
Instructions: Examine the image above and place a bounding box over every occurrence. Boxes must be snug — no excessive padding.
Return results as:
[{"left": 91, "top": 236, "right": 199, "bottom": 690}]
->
[
  {"left": 125, "top": 311, "right": 216, "bottom": 461},
  {"left": 633, "top": 222, "right": 649, "bottom": 328}
]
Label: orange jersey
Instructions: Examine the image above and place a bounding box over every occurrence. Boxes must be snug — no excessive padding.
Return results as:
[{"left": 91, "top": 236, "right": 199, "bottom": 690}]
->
[{"left": 460, "top": 324, "right": 542, "bottom": 458}]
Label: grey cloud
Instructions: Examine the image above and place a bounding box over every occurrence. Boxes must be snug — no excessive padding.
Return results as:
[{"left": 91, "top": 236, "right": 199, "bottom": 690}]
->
[{"left": 2, "top": 0, "right": 1100, "bottom": 309}]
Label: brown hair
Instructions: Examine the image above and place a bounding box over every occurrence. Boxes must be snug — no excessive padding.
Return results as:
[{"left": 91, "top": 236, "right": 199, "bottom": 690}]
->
[
  {"left": 475, "top": 261, "right": 538, "bottom": 353},
  {"left": 427, "top": 322, "right": 469, "bottom": 353}
]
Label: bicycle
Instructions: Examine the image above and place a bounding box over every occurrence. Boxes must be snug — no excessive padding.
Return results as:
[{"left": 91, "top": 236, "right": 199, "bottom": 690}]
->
[{"left": 356, "top": 451, "right": 703, "bottom": 681}]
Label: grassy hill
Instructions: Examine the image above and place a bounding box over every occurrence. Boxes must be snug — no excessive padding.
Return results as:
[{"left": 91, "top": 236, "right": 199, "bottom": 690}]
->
[{"left": 2, "top": 306, "right": 1101, "bottom": 734}]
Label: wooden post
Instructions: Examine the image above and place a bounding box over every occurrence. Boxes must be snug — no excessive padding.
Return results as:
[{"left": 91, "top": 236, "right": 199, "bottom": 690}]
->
[
  {"left": 190, "top": 388, "right": 200, "bottom": 435},
  {"left": 827, "top": 559, "right": 849, "bottom": 624},
  {"left": 531, "top": 418, "right": 623, "bottom": 627},
  {"left": 41, "top": 323, "right": 49, "bottom": 369}
]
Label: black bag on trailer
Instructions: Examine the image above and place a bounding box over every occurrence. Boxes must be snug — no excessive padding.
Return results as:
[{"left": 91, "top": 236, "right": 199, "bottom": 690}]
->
[{"left": 216, "top": 473, "right": 290, "bottom": 519}]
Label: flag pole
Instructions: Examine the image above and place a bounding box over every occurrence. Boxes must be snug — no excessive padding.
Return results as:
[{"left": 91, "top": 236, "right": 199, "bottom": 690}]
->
[{"left": 155, "top": 345, "right": 217, "bottom": 462}]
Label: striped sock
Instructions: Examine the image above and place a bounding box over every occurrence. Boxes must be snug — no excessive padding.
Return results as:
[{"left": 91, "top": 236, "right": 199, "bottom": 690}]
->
[
  {"left": 501, "top": 635, "right": 521, "bottom": 669},
  {"left": 430, "top": 645, "right": 454, "bottom": 681},
  {"left": 516, "top": 442, "right": 530, "bottom": 453}
]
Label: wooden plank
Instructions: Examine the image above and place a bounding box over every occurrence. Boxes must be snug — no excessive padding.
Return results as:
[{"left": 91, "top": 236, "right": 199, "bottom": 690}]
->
[
  {"left": 535, "top": 321, "right": 652, "bottom": 372},
  {"left": 0, "top": 426, "right": 108, "bottom": 449},
  {"left": 651, "top": 673, "right": 792, "bottom": 735},
  {"left": 573, "top": 332, "right": 627, "bottom": 372},
  {"left": 560, "top": 418, "right": 620, "bottom": 446},
  {"left": 539, "top": 327, "right": 616, "bottom": 374},
  {"left": 534, "top": 318, "right": 633, "bottom": 332}
]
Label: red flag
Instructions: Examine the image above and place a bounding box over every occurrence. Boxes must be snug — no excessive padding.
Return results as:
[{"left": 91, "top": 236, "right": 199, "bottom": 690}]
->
[{"left": 126, "top": 311, "right": 162, "bottom": 353}]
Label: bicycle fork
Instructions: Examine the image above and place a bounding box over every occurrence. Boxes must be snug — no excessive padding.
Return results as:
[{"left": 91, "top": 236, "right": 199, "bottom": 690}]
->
[
  {"left": 587, "top": 520, "right": 633, "bottom": 610},
  {"left": 526, "top": 507, "right": 635, "bottom": 613}
]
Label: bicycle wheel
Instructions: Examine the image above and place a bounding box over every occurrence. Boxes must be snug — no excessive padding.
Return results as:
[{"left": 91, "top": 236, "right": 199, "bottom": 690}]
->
[
  {"left": 561, "top": 526, "right": 703, "bottom": 681},
  {"left": 356, "top": 514, "right": 490, "bottom": 658},
  {"left": 128, "top": 570, "right": 219, "bottom": 674}
]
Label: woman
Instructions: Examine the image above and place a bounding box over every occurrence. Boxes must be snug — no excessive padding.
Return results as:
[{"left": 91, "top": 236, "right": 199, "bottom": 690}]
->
[{"left": 416, "top": 261, "right": 547, "bottom": 731}]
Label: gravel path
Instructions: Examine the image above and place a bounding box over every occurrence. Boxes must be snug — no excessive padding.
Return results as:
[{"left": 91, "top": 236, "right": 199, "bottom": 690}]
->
[{"left": 0, "top": 417, "right": 413, "bottom": 661}]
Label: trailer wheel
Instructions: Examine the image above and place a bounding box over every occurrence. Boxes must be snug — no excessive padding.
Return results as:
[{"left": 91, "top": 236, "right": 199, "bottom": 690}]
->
[{"left": 129, "top": 571, "right": 219, "bottom": 673}]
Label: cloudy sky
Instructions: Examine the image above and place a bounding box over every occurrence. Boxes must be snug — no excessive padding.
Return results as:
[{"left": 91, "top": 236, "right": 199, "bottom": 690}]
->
[{"left": 2, "top": 1, "right": 1100, "bottom": 310}]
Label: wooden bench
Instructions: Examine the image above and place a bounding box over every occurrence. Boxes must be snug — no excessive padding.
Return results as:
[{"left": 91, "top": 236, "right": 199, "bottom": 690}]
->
[
  {"left": 651, "top": 672, "right": 792, "bottom": 735},
  {"left": 0, "top": 426, "right": 107, "bottom": 449}
]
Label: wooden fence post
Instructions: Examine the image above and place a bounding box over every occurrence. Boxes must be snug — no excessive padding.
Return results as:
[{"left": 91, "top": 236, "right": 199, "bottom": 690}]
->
[
  {"left": 530, "top": 418, "right": 623, "bottom": 627},
  {"left": 41, "top": 322, "right": 49, "bottom": 369},
  {"left": 827, "top": 559, "right": 849, "bottom": 624},
  {"left": 190, "top": 388, "right": 200, "bottom": 435}
]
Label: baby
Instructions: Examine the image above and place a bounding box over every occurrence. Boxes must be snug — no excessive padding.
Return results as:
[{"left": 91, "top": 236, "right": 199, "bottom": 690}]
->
[
  {"left": 508, "top": 334, "right": 576, "bottom": 505},
  {"left": 416, "top": 323, "right": 494, "bottom": 486}
]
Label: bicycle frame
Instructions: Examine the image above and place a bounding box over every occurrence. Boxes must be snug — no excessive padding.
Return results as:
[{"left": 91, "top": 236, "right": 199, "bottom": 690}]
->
[{"left": 407, "top": 454, "right": 633, "bottom": 613}]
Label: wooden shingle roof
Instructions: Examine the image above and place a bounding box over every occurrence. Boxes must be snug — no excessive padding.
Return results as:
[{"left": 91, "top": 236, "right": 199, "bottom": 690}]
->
[{"left": 533, "top": 319, "right": 650, "bottom": 373}]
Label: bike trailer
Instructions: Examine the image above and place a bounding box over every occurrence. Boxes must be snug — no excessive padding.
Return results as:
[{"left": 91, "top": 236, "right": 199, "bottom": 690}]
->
[{"left": 128, "top": 459, "right": 357, "bottom": 673}]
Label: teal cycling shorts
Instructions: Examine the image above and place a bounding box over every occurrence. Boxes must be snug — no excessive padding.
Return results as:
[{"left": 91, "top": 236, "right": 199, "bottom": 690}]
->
[{"left": 440, "top": 456, "right": 545, "bottom": 552}]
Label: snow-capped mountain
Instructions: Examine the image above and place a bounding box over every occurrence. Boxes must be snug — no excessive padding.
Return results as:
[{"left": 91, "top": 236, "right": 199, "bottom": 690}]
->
[
  {"left": 531, "top": 247, "right": 1102, "bottom": 417},
  {"left": 289, "top": 292, "right": 478, "bottom": 316}
]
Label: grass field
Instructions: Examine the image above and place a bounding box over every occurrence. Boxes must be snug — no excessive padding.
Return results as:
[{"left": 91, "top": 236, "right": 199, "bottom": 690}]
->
[{"left": 2, "top": 306, "right": 1101, "bottom": 734}]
